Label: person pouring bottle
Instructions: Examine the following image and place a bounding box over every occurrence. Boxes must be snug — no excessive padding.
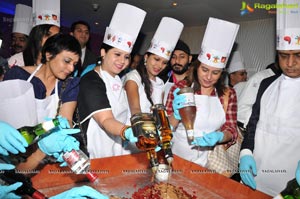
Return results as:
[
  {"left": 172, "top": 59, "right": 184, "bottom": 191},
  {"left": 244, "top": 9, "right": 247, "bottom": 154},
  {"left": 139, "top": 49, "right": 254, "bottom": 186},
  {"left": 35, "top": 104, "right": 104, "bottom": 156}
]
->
[
  {"left": 168, "top": 18, "right": 239, "bottom": 174},
  {"left": 77, "top": 3, "right": 146, "bottom": 158}
]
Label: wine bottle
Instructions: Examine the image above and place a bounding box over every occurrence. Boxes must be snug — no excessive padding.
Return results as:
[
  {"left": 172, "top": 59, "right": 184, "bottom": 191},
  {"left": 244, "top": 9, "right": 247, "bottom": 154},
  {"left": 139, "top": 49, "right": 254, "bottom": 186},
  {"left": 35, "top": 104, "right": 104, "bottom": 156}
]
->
[
  {"left": 0, "top": 169, "right": 48, "bottom": 199},
  {"left": 151, "top": 104, "right": 174, "bottom": 164},
  {"left": 18, "top": 118, "right": 60, "bottom": 144},
  {"left": 130, "top": 113, "right": 160, "bottom": 172},
  {"left": 273, "top": 178, "right": 300, "bottom": 199},
  {"left": 63, "top": 149, "right": 99, "bottom": 184}
]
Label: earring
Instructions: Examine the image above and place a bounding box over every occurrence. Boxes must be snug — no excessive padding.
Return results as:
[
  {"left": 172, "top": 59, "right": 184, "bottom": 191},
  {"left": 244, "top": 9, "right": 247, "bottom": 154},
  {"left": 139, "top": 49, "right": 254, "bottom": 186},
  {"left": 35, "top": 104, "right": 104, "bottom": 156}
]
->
[{"left": 144, "top": 59, "right": 147, "bottom": 66}]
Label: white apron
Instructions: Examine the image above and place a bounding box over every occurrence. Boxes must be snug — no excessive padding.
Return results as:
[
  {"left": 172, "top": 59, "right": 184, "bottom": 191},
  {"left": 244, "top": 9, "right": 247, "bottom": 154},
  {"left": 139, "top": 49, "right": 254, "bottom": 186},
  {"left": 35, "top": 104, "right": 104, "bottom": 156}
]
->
[
  {"left": 253, "top": 75, "right": 300, "bottom": 196},
  {"left": 172, "top": 93, "right": 226, "bottom": 166},
  {"left": 87, "top": 68, "right": 136, "bottom": 159},
  {"left": 150, "top": 77, "right": 164, "bottom": 105},
  {"left": 27, "top": 64, "right": 59, "bottom": 123},
  {"left": 0, "top": 79, "right": 37, "bottom": 129}
]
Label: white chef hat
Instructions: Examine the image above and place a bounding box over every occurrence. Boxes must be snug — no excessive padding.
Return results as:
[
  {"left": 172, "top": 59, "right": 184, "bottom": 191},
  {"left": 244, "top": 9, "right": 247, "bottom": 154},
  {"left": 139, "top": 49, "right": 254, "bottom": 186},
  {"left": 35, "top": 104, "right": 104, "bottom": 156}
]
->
[
  {"left": 227, "top": 51, "right": 246, "bottom": 74},
  {"left": 12, "top": 4, "right": 33, "bottom": 36},
  {"left": 276, "top": 0, "right": 300, "bottom": 50},
  {"left": 198, "top": 17, "right": 239, "bottom": 68},
  {"left": 32, "top": 0, "right": 60, "bottom": 27},
  {"left": 103, "top": 3, "right": 146, "bottom": 53},
  {"left": 147, "top": 17, "right": 184, "bottom": 60}
]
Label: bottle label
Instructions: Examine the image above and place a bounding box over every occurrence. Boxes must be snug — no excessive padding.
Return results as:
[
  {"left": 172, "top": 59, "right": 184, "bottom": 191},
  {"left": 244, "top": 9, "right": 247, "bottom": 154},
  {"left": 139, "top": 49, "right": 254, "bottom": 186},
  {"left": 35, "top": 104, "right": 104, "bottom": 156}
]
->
[
  {"left": 42, "top": 120, "right": 56, "bottom": 131},
  {"left": 179, "top": 93, "right": 195, "bottom": 107},
  {"left": 63, "top": 150, "right": 80, "bottom": 165}
]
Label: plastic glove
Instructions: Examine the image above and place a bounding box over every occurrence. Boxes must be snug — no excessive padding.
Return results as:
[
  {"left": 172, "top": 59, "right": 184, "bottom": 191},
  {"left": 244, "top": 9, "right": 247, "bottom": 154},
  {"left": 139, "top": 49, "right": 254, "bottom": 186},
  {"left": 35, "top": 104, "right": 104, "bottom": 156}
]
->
[
  {"left": 38, "top": 128, "right": 80, "bottom": 156},
  {"left": 0, "top": 163, "right": 22, "bottom": 199},
  {"left": 191, "top": 132, "right": 224, "bottom": 147},
  {"left": 124, "top": 127, "right": 138, "bottom": 143},
  {"left": 50, "top": 186, "right": 109, "bottom": 199},
  {"left": 172, "top": 88, "right": 186, "bottom": 120},
  {"left": 239, "top": 155, "right": 257, "bottom": 189},
  {"left": 44, "top": 115, "right": 70, "bottom": 129},
  {"left": 296, "top": 160, "right": 300, "bottom": 185},
  {"left": 0, "top": 121, "right": 28, "bottom": 155}
]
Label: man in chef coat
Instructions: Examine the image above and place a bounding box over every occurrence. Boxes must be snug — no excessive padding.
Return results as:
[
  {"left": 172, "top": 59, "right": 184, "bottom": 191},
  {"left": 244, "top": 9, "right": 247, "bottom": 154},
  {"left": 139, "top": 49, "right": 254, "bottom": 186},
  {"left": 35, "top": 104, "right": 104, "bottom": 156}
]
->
[{"left": 239, "top": 0, "right": 300, "bottom": 196}]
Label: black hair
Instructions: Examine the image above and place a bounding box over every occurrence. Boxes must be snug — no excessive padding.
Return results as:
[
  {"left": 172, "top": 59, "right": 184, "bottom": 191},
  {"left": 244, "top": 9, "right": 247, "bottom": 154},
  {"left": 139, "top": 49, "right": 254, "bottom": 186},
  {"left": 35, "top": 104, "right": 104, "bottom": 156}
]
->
[
  {"left": 70, "top": 21, "right": 91, "bottom": 32},
  {"left": 192, "top": 59, "right": 227, "bottom": 97},
  {"left": 23, "top": 24, "right": 57, "bottom": 66},
  {"left": 41, "top": 34, "right": 81, "bottom": 64},
  {"left": 136, "top": 52, "right": 154, "bottom": 106}
]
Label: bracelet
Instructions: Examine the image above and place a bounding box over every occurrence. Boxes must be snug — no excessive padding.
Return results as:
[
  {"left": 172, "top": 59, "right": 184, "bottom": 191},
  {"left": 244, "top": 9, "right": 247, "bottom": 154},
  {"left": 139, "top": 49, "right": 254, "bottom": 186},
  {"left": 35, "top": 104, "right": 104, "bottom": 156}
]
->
[{"left": 120, "top": 125, "right": 130, "bottom": 141}]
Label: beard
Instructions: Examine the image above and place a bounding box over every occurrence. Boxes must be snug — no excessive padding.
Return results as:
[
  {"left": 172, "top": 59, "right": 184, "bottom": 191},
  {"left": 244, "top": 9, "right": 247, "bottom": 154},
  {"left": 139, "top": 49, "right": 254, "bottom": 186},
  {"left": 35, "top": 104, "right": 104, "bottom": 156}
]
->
[{"left": 171, "top": 63, "right": 190, "bottom": 75}]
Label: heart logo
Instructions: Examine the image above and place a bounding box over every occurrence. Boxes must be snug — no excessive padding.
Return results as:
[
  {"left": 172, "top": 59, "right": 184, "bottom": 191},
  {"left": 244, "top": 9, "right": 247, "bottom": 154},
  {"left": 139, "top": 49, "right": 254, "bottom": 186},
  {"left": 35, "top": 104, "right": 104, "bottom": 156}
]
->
[
  {"left": 127, "top": 41, "right": 132, "bottom": 48},
  {"left": 38, "top": 15, "right": 42, "bottom": 20},
  {"left": 284, "top": 36, "right": 291, "bottom": 44},
  {"left": 112, "top": 35, "right": 116, "bottom": 42},
  {"left": 161, "top": 47, "right": 165, "bottom": 53},
  {"left": 206, "top": 53, "right": 211, "bottom": 60}
]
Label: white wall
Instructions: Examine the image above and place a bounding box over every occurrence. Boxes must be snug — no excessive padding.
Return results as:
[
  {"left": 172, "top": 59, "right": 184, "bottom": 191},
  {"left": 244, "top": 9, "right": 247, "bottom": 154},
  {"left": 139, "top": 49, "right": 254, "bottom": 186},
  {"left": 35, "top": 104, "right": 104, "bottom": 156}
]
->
[{"left": 140, "top": 18, "right": 276, "bottom": 77}]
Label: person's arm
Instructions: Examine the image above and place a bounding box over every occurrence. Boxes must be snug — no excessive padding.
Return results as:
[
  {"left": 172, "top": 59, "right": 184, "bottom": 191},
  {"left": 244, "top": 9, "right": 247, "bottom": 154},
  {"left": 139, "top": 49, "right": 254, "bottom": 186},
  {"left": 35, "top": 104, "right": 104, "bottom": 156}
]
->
[
  {"left": 59, "top": 101, "right": 77, "bottom": 127},
  {"left": 124, "top": 80, "right": 142, "bottom": 115},
  {"left": 16, "top": 147, "right": 46, "bottom": 171},
  {"left": 220, "top": 88, "right": 238, "bottom": 144}
]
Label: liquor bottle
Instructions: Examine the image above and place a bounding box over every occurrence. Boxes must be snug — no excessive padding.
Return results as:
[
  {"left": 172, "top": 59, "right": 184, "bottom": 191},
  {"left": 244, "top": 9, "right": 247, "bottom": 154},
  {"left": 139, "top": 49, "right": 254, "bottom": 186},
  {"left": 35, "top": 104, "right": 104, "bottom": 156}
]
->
[
  {"left": 130, "top": 113, "right": 160, "bottom": 172},
  {"left": 63, "top": 149, "right": 99, "bottom": 184},
  {"left": 0, "top": 169, "right": 48, "bottom": 199},
  {"left": 18, "top": 118, "right": 60, "bottom": 144},
  {"left": 151, "top": 104, "right": 174, "bottom": 164},
  {"left": 177, "top": 87, "right": 196, "bottom": 144},
  {"left": 273, "top": 178, "right": 300, "bottom": 199}
]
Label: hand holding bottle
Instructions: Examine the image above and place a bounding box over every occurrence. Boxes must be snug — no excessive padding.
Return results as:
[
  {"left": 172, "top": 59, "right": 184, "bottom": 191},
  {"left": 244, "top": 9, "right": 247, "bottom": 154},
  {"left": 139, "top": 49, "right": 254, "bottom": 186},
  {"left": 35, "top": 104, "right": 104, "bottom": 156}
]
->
[
  {"left": 0, "top": 163, "right": 22, "bottom": 199},
  {"left": 38, "top": 128, "right": 80, "bottom": 156},
  {"left": 124, "top": 127, "right": 138, "bottom": 143},
  {"left": 49, "top": 186, "right": 109, "bottom": 199},
  {"left": 239, "top": 155, "right": 257, "bottom": 189},
  {"left": 191, "top": 132, "right": 224, "bottom": 147},
  {"left": 0, "top": 121, "right": 28, "bottom": 155},
  {"left": 296, "top": 160, "right": 300, "bottom": 185},
  {"left": 172, "top": 88, "right": 186, "bottom": 120}
]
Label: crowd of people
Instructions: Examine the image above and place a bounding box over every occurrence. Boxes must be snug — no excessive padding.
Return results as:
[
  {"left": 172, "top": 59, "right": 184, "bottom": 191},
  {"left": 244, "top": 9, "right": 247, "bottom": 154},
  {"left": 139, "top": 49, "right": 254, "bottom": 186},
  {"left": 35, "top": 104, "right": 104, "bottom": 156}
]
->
[{"left": 0, "top": 0, "right": 300, "bottom": 198}]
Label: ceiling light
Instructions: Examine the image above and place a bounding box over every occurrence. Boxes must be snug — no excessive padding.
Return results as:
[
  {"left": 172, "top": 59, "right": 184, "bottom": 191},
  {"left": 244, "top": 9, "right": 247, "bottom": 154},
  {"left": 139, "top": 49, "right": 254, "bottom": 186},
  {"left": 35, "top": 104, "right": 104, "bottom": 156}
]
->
[{"left": 172, "top": 2, "right": 178, "bottom": 7}]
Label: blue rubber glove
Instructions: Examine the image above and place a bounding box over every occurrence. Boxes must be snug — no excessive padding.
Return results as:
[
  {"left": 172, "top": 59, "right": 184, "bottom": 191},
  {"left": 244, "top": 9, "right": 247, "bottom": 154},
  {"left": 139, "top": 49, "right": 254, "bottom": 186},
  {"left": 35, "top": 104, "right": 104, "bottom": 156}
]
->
[
  {"left": 44, "top": 116, "right": 70, "bottom": 129},
  {"left": 38, "top": 128, "right": 80, "bottom": 156},
  {"left": 0, "top": 121, "right": 28, "bottom": 155},
  {"left": 172, "top": 88, "right": 186, "bottom": 120},
  {"left": 191, "top": 132, "right": 224, "bottom": 147},
  {"left": 239, "top": 155, "right": 257, "bottom": 189},
  {"left": 124, "top": 127, "right": 138, "bottom": 143},
  {"left": 50, "top": 186, "right": 109, "bottom": 199},
  {"left": 0, "top": 163, "right": 22, "bottom": 199},
  {"left": 296, "top": 160, "right": 300, "bottom": 185}
]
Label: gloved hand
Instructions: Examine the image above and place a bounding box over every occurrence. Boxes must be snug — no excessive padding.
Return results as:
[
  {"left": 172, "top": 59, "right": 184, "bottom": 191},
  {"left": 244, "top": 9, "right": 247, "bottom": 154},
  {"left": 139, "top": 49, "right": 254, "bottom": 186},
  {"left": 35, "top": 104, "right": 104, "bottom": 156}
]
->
[
  {"left": 239, "top": 155, "right": 257, "bottom": 189},
  {"left": 0, "top": 121, "right": 28, "bottom": 155},
  {"left": 44, "top": 115, "right": 70, "bottom": 129},
  {"left": 0, "top": 163, "right": 22, "bottom": 199},
  {"left": 124, "top": 127, "right": 138, "bottom": 143},
  {"left": 172, "top": 88, "right": 186, "bottom": 120},
  {"left": 38, "top": 128, "right": 80, "bottom": 156},
  {"left": 191, "top": 132, "right": 224, "bottom": 147},
  {"left": 296, "top": 160, "right": 300, "bottom": 185},
  {"left": 50, "top": 186, "right": 109, "bottom": 199}
]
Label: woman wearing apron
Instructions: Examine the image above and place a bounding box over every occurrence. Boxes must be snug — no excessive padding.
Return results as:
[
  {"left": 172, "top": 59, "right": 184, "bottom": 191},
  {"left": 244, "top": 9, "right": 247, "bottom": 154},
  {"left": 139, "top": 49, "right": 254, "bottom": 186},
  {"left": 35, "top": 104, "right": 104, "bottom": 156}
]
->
[
  {"left": 77, "top": 3, "right": 146, "bottom": 159},
  {"left": 3, "top": 34, "right": 82, "bottom": 171},
  {"left": 124, "top": 17, "right": 183, "bottom": 116},
  {"left": 168, "top": 18, "right": 239, "bottom": 169}
]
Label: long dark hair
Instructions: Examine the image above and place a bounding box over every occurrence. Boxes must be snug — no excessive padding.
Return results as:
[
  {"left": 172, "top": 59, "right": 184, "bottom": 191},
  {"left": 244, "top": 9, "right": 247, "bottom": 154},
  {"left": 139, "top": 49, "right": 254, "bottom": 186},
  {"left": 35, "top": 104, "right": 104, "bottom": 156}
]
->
[
  {"left": 136, "top": 52, "right": 154, "bottom": 106},
  {"left": 23, "top": 24, "right": 57, "bottom": 66},
  {"left": 192, "top": 59, "right": 227, "bottom": 97}
]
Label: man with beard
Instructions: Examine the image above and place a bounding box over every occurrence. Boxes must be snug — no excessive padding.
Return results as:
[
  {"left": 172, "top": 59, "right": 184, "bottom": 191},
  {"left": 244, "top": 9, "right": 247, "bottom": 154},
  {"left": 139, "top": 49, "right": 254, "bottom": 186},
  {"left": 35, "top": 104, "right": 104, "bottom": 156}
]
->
[{"left": 163, "top": 40, "right": 193, "bottom": 105}]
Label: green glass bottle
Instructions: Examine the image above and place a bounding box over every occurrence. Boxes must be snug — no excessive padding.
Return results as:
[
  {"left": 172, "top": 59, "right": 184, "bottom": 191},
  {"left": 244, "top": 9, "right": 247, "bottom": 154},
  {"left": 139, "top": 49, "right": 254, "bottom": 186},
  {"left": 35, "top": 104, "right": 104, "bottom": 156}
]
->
[
  {"left": 18, "top": 118, "right": 60, "bottom": 145},
  {"left": 274, "top": 178, "right": 300, "bottom": 199}
]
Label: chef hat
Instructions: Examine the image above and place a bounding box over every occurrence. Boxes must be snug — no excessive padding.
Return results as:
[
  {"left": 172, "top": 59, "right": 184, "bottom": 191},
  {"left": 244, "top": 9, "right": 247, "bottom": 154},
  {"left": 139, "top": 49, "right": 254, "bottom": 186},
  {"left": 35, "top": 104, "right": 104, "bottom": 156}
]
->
[
  {"left": 32, "top": 0, "right": 60, "bottom": 27},
  {"left": 276, "top": 0, "right": 300, "bottom": 50},
  {"left": 12, "top": 4, "right": 33, "bottom": 36},
  {"left": 147, "top": 17, "right": 184, "bottom": 60},
  {"left": 198, "top": 17, "right": 239, "bottom": 68},
  {"left": 227, "top": 51, "right": 245, "bottom": 74},
  {"left": 103, "top": 3, "right": 146, "bottom": 53}
]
